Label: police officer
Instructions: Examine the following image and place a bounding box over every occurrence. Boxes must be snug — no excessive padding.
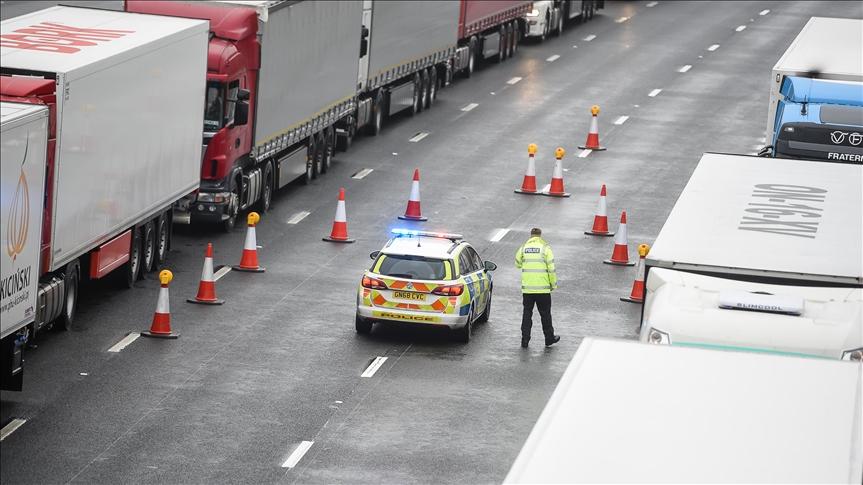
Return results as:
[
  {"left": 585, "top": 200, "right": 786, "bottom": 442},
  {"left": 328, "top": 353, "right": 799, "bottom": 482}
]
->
[{"left": 515, "top": 228, "right": 560, "bottom": 348}]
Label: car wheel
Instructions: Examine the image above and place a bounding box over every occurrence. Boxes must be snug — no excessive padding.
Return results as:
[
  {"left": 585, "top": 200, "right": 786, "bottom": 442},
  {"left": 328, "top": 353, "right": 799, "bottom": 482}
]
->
[
  {"left": 455, "top": 306, "right": 473, "bottom": 343},
  {"left": 478, "top": 289, "right": 492, "bottom": 323},
  {"left": 54, "top": 260, "right": 79, "bottom": 331},
  {"left": 355, "top": 314, "right": 372, "bottom": 334}
]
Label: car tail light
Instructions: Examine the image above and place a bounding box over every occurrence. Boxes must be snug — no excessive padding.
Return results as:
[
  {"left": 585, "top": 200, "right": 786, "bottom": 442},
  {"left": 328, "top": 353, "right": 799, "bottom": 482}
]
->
[
  {"left": 362, "top": 275, "right": 388, "bottom": 290},
  {"left": 432, "top": 284, "right": 464, "bottom": 296}
]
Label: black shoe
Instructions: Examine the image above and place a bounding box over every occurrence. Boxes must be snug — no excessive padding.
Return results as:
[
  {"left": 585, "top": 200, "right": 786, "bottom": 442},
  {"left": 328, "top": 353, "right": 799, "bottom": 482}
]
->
[
  {"left": 521, "top": 339, "right": 529, "bottom": 348},
  {"left": 545, "top": 336, "right": 560, "bottom": 347}
]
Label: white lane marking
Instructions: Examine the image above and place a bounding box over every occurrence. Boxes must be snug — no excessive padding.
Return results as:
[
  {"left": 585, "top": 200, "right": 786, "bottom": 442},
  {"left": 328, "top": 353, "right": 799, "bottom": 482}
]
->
[
  {"left": 0, "top": 419, "right": 26, "bottom": 442},
  {"left": 409, "top": 132, "right": 429, "bottom": 143},
  {"left": 735, "top": 25, "right": 747, "bottom": 32},
  {"left": 759, "top": 9, "right": 770, "bottom": 16},
  {"left": 461, "top": 103, "right": 478, "bottom": 112},
  {"left": 541, "top": 184, "right": 551, "bottom": 193},
  {"left": 708, "top": 44, "right": 720, "bottom": 51},
  {"left": 362, "top": 356, "right": 388, "bottom": 378},
  {"left": 79, "top": 372, "right": 88, "bottom": 376},
  {"left": 286, "top": 211, "right": 311, "bottom": 224},
  {"left": 213, "top": 266, "right": 232, "bottom": 281},
  {"left": 578, "top": 149, "right": 592, "bottom": 158},
  {"left": 107, "top": 333, "right": 140, "bottom": 353},
  {"left": 615, "top": 16, "right": 629, "bottom": 23},
  {"left": 282, "top": 441, "right": 313, "bottom": 468},
  {"left": 613, "top": 115, "right": 629, "bottom": 125},
  {"left": 546, "top": 54, "right": 560, "bottom": 62},
  {"left": 583, "top": 34, "right": 596, "bottom": 41},
  {"left": 489, "top": 228, "right": 509, "bottom": 242},
  {"left": 646, "top": 1, "right": 658, "bottom": 6},
  {"left": 572, "top": 44, "right": 578, "bottom": 48},
  {"left": 648, "top": 88, "right": 662, "bottom": 97},
  {"left": 678, "top": 65, "right": 692, "bottom": 73},
  {"left": 507, "top": 76, "right": 522, "bottom": 85},
  {"left": 352, "top": 168, "right": 374, "bottom": 179}
]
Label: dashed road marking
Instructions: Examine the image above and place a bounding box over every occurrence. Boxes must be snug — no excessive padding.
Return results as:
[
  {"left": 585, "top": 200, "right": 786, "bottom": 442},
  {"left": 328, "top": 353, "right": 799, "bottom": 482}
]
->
[
  {"left": 578, "top": 149, "right": 592, "bottom": 158},
  {"left": 759, "top": 9, "right": 770, "bottom": 16},
  {"left": 286, "top": 211, "right": 311, "bottom": 224},
  {"left": 583, "top": 34, "right": 596, "bottom": 41},
  {"left": 546, "top": 54, "right": 560, "bottom": 62},
  {"left": 648, "top": 88, "right": 662, "bottom": 97},
  {"left": 507, "top": 76, "right": 522, "bottom": 85},
  {"left": 572, "top": 44, "right": 578, "bottom": 48},
  {"left": 0, "top": 419, "right": 26, "bottom": 442},
  {"left": 409, "top": 132, "right": 429, "bottom": 143},
  {"left": 615, "top": 16, "right": 629, "bottom": 23},
  {"left": 490, "top": 228, "right": 510, "bottom": 242},
  {"left": 362, "top": 356, "right": 388, "bottom": 378},
  {"left": 646, "top": 1, "right": 658, "bottom": 6},
  {"left": 708, "top": 44, "right": 720, "bottom": 51},
  {"left": 107, "top": 333, "right": 140, "bottom": 353},
  {"left": 282, "top": 441, "right": 313, "bottom": 468},
  {"left": 678, "top": 65, "right": 692, "bottom": 73},
  {"left": 541, "top": 184, "right": 551, "bottom": 193},
  {"left": 213, "top": 266, "right": 232, "bottom": 281},
  {"left": 735, "top": 25, "right": 747, "bottom": 32},
  {"left": 461, "top": 103, "right": 479, "bottom": 112},
  {"left": 352, "top": 168, "right": 374, "bottom": 179},
  {"left": 613, "top": 115, "right": 629, "bottom": 125}
]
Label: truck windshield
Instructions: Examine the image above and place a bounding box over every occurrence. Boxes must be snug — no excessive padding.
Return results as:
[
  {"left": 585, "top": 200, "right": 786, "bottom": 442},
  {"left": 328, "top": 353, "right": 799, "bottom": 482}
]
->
[
  {"left": 376, "top": 254, "right": 447, "bottom": 280},
  {"left": 204, "top": 81, "right": 224, "bottom": 132}
]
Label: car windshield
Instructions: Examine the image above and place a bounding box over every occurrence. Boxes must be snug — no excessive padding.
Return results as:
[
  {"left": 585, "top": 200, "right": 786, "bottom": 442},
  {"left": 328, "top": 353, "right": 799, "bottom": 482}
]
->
[
  {"left": 204, "top": 81, "right": 224, "bottom": 132},
  {"left": 376, "top": 254, "right": 447, "bottom": 280}
]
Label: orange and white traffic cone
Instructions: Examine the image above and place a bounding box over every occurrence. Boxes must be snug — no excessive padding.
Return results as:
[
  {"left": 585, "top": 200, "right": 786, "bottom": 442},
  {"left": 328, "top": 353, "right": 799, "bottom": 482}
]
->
[
  {"left": 187, "top": 243, "right": 224, "bottom": 305},
  {"left": 399, "top": 168, "right": 428, "bottom": 221},
  {"left": 142, "top": 270, "right": 178, "bottom": 339},
  {"left": 578, "top": 105, "right": 606, "bottom": 151},
  {"left": 515, "top": 143, "right": 541, "bottom": 195},
  {"left": 543, "top": 147, "right": 570, "bottom": 198},
  {"left": 603, "top": 211, "right": 636, "bottom": 266},
  {"left": 233, "top": 212, "right": 265, "bottom": 272},
  {"left": 584, "top": 184, "right": 615, "bottom": 236},
  {"left": 323, "top": 187, "right": 355, "bottom": 243},
  {"left": 621, "top": 244, "right": 650, "bottom": 303}
]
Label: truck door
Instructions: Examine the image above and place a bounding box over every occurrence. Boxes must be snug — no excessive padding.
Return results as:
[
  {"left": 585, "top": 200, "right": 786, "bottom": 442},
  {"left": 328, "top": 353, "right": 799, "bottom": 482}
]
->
[{"left": 357, "top": 1, "right": 372, "bottom": 91}]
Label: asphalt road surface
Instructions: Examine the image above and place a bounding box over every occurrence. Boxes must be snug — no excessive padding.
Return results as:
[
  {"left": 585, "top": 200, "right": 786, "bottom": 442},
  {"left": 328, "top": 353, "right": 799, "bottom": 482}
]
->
[{"left": 2, "top": 1, "right": 860, "bottom": 484}]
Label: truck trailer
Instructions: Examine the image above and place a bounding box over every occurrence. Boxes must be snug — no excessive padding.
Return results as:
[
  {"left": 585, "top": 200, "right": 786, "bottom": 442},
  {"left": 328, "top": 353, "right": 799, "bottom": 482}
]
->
[
  {"left": 523, "top": 0, "right": 603, "bottom": 41},
  {"left": 505, "top": 338, "right": 863, "bottom": 483},
  {"left": 455, "top": 0, "right": 532, "bottom": 77},
  {"left": 761, "top": 17, "right": 863, "bottom": 163},
  {"left": 640, "top": 153, "right": 863, "bottom": 360},
  {"left": 0, "top": 6, "right": 208, "bottom": 389}
]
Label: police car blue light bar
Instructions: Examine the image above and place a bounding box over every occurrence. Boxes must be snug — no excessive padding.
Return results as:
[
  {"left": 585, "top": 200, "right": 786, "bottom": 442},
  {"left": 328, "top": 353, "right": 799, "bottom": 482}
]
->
[{"left": 391, "top": 228, "right": 463, "bottom": 240}]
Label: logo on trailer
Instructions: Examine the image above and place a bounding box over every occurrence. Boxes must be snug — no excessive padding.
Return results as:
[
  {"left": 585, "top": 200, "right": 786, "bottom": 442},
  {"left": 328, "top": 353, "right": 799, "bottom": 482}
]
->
[
  {"left": 0, "top": 22, "right": 134, "bottom": 54},
  {"left": 849, "top": 132, "right": 862, "bottom": 146},
  {"left": 7, "top": 139, "right": 30, "bottom": 262},
  {"left": 830, "top": 131, "right": 847, "bottom": 144}
]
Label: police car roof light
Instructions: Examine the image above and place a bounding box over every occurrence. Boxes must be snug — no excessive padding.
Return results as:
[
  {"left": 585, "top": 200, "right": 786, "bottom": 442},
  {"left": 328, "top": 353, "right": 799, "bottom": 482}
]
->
[{"left": 390, "top": 228, "right": 463, "bottom": 241}]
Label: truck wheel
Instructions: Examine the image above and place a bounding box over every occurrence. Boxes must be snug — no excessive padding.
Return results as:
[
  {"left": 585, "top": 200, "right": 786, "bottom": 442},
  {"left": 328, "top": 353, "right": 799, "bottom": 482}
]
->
[
  {"left": 257, "top": 162, "right": 274, "bottom": 213},
  {"left": 411, "top": 73, "right": 421, "bottom": 115},
  {"left": 222, "top": 182, "right": 240, "bottom": 232},
  {"left": 580, "top": 1, "right": 588, "bottom": 22},
  {"left": 371, "top": 90, "right": 384, "bottom": 136},
  {"left": 302, "top": 138, "right": 316, "bottom": 185},
  {"left": 541, "top": 14, "right": 549, "bottom": 42},
  {"left": 497, "top": 26, "right": 507, "bottom": 62},
  {"left": 313, "top": 133, "right": 324, "bottom": 178},
  {"left": 155, "top": 211, "right": 170, "bottom": 264},
  {"left": 504, "top": 24, "right": 513, "bottom": 59},
  {"left": 54, "top": 261, "right": 79, "bottom": 332},
  {"left": 120, "top": 228, "right": 141, "bottom": 288},
  {"left": 427, "top": 68, "right": 438, "bottom": 108},
  {"left": 466, "top": 37, "right": 477, "bottom": 77},
  {"left": 588, "top": 1, "right": 595, "bottom": 20},
  {"left": 419, "top": 70, "right": 430, "bottom": 112},
  {"left": 555, "top": 9, "right": 564, "bottom": 36},
  {"left": 355, "top": 314, "right": 372, "bottom": 334},
  {"left": 511, "top": 22, "right": 520, "bottom": 55},
  {"left": 321, "top": 128, "right": 334, "bottom": 174},
  {"left": 141, "top": 220, "right": 156, "bottom": 275}
]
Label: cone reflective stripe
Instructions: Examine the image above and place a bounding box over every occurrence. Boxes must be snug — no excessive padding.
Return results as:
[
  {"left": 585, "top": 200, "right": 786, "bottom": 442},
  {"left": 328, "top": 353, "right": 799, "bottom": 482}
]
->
[
  {"left": 188, "top": 243, "right": 224, "bottom": 305},
  {"left": 233, "top": 212, "right": 265, "bottom": 272},
  {"left": 603, "top": 211, "right": 636, "bottom": 266},
  {"left": 515, "top": 143, "right": 541, "bottom": 195},
  {"left": 621, "top": 244, "right": 650, "bottom": 303},
  {"left": 399, "top": 168, "right": 428, "bottom": 221},
  {"left": 543, "top": 147, "right": 570, "bottom": 197},
  {"left": 324, "top": 187, "right": 355, "bottom": 243},
  {"left": 585, "top": 184, "right": 615, "bottom": 236},
  {"left": 578, "top": 105, "right": 607, "bottom": 151},
  {"left": 142, "top": 270, "right": 178, "bottom": 338}
]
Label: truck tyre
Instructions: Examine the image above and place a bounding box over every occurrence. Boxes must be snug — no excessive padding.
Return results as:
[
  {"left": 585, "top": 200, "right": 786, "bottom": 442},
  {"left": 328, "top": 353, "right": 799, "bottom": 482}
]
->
[
  {"left": 555, "top": 8, "right": 564, "bottom": 36},
  {"left": 497, "top": 26, "right": 506, "bottom": 62},
  {"left": 580, "top": 1, "right": 588, "bottom": 22},
  {"left": 155, "top": 211, "right": 170, "bottom": 265},
  {"left": 411, "top": 73, "right": 421, "bottom": 116},
  {"left": 541, "top": 14, "right": 549, "bottom": 42},
  {"left": 141, "top": 220, "right": 156, "bottom": 275},
  {"left": 504, "top": 24, "right": 513, "bottom": 59},
  {"left": 371, "top": 90, "right": 384, "bottom": 136},
  {"left": 321, "top": 128, "right": 334, "bottom": 174},
  {"left": 419, "top": 69, "right": 430, "bottom": 112},
  {"left": 302, "top": 138, "right": 316, "bottom": 185},
  {"left": 427, "top": 67, "right": 438, "bottom": 108},
  {"left": 121, "top": 227, "right": 141, "bottom": 288},
  {"left": 466, "top": 37, "right": 477, "bottom": 77},
  {"left": 222, "top": 180, "right": 240, "bottom": 232},
  {"left": 313, "top": 132, "right": 324, "bottom": 178},
  {"left": 511, "top": 22, "right": 520, "bottom": 55},
  {"left": 54, "top": 261, "right": 79, "bottom": 332},
  {"left": 588, "top": 1, "right": 595, "bottom": 20},
  {"left": 336, "top": 115, "right": 355, "bottom": 152},
  {"left": 257, "top": 161, "right": 274, "bottom": 213},
  {"left": 355, "top": 314, "right": 372, "bottom": 334}
]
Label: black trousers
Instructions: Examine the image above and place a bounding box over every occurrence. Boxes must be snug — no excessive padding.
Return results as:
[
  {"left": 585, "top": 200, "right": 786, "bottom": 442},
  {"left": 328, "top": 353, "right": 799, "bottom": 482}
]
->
[{"left": 522, "top": 293, "right": 554, "bottom": 343}]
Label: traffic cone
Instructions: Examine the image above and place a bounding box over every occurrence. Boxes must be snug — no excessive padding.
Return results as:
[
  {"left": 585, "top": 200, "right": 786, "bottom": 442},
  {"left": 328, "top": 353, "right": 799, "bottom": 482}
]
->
[
  {"left": 142, "top": 270, "right": 178, "bottom": 338},
  {"left": 187, "top": 243, "right": 224, "bottom": 305},
  {"left": 515, "top": 143, "right": 541, "bottom": 195},
  {"left": 399, "top": 168, "right": 428, "bottom": 221},
  {"left": 578, "top": 105, "right": 606, "bottom": 151},
  {"left": 584, "top": 184, "right": 615, "bottom": 236},
  {"left": 233, "top": 212, "right": 265, "bottom": 272},
  {"left": 323, "top": 187, "right": 355, "bottom": 243},
  {"left": 603, "top": 211, "right": 636, "bottom": 266},
  {"left": 543, "top": 147, "right": 570, "bottom": 197},
  {"left": 621, "top": 244, "right": 650, "bottom": 303}
]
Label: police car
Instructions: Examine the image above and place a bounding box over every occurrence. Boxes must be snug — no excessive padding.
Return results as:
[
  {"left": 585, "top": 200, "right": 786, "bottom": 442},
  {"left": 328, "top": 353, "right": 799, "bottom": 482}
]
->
[{"left": 356, "top": 229, "right": 497, "bottom": 342}]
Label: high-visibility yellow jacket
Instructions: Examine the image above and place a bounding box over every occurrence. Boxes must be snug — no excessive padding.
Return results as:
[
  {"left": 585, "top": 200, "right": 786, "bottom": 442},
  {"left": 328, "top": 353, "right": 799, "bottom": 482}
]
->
[{"left": 515, "top": 236, "right": 557, "bottom": 294}]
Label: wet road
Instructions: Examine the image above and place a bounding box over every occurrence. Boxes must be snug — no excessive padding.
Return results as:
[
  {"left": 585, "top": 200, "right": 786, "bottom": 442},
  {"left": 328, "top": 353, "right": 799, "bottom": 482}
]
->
[{"left": 2, "top": 1, "right": 859, "bottom": 483}]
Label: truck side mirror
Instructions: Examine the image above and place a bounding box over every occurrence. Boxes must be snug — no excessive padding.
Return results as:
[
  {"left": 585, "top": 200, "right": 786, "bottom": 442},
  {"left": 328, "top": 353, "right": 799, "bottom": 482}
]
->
[
  {"left": 233, "top": 100, "right": 249, "bottom": 126},
  {"left": 237, "top": 88, "right": 250, "bottom": 101},
  {"left": 360, "top": 26, "right": 369, "bottom": 57}
]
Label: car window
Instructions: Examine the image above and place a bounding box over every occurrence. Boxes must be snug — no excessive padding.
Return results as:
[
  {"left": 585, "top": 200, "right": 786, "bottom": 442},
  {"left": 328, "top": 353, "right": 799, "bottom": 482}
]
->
[
  {"left": 466, "top": 247, "right": 484, "bottom": 271},
  {"left": 377, "top": 254, "right": 446, "bottom": 280},
  {"left": 458, "top": 250, "right": 476, "bottom": 275}
]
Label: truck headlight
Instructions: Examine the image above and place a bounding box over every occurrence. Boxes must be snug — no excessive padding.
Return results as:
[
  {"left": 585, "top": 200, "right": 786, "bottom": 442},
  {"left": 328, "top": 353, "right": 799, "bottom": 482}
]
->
[
  {"left": 526, "top": 8, "right": 540, "bottom": 17},
  {"left": 648, "top": 328, "right": 671, "bottom": 345},
  {"left": 841, "top": 347, "right": 863, "bottom": 362},
  {"left": 196, "top": 192, "right": 230, "bottom": 204}
]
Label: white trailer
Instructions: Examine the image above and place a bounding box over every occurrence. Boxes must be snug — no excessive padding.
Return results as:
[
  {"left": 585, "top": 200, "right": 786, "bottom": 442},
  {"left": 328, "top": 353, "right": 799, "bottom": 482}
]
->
[
  {"left": 641, "top": 153, "right": 862, "bottom": 358},
  {"left": 505, "top": 338, "right": 863, "bottom": 484},
  {"left": 1, "top": 102, "right": 48, "bottom": 391}
]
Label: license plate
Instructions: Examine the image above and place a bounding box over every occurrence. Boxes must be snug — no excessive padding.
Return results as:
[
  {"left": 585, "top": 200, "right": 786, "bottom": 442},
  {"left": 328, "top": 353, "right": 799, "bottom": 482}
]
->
[
  {"left": 373, "top": 311, "right": 439, "bottom": 323},
  {"left": 393, "top": 291, "right": 426, "bottom": 301}
]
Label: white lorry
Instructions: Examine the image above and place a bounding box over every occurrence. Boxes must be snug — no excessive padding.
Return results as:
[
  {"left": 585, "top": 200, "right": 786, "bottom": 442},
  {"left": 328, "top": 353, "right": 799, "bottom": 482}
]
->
[
  {"left": 640, "top": 153, "right": 863, "bottom": 360},
  {"left": 0, "top": 7, "right": 208, "bottom": 389},
  {"left": 505, "top": 338, "right": 863, "bottom": 483}
]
